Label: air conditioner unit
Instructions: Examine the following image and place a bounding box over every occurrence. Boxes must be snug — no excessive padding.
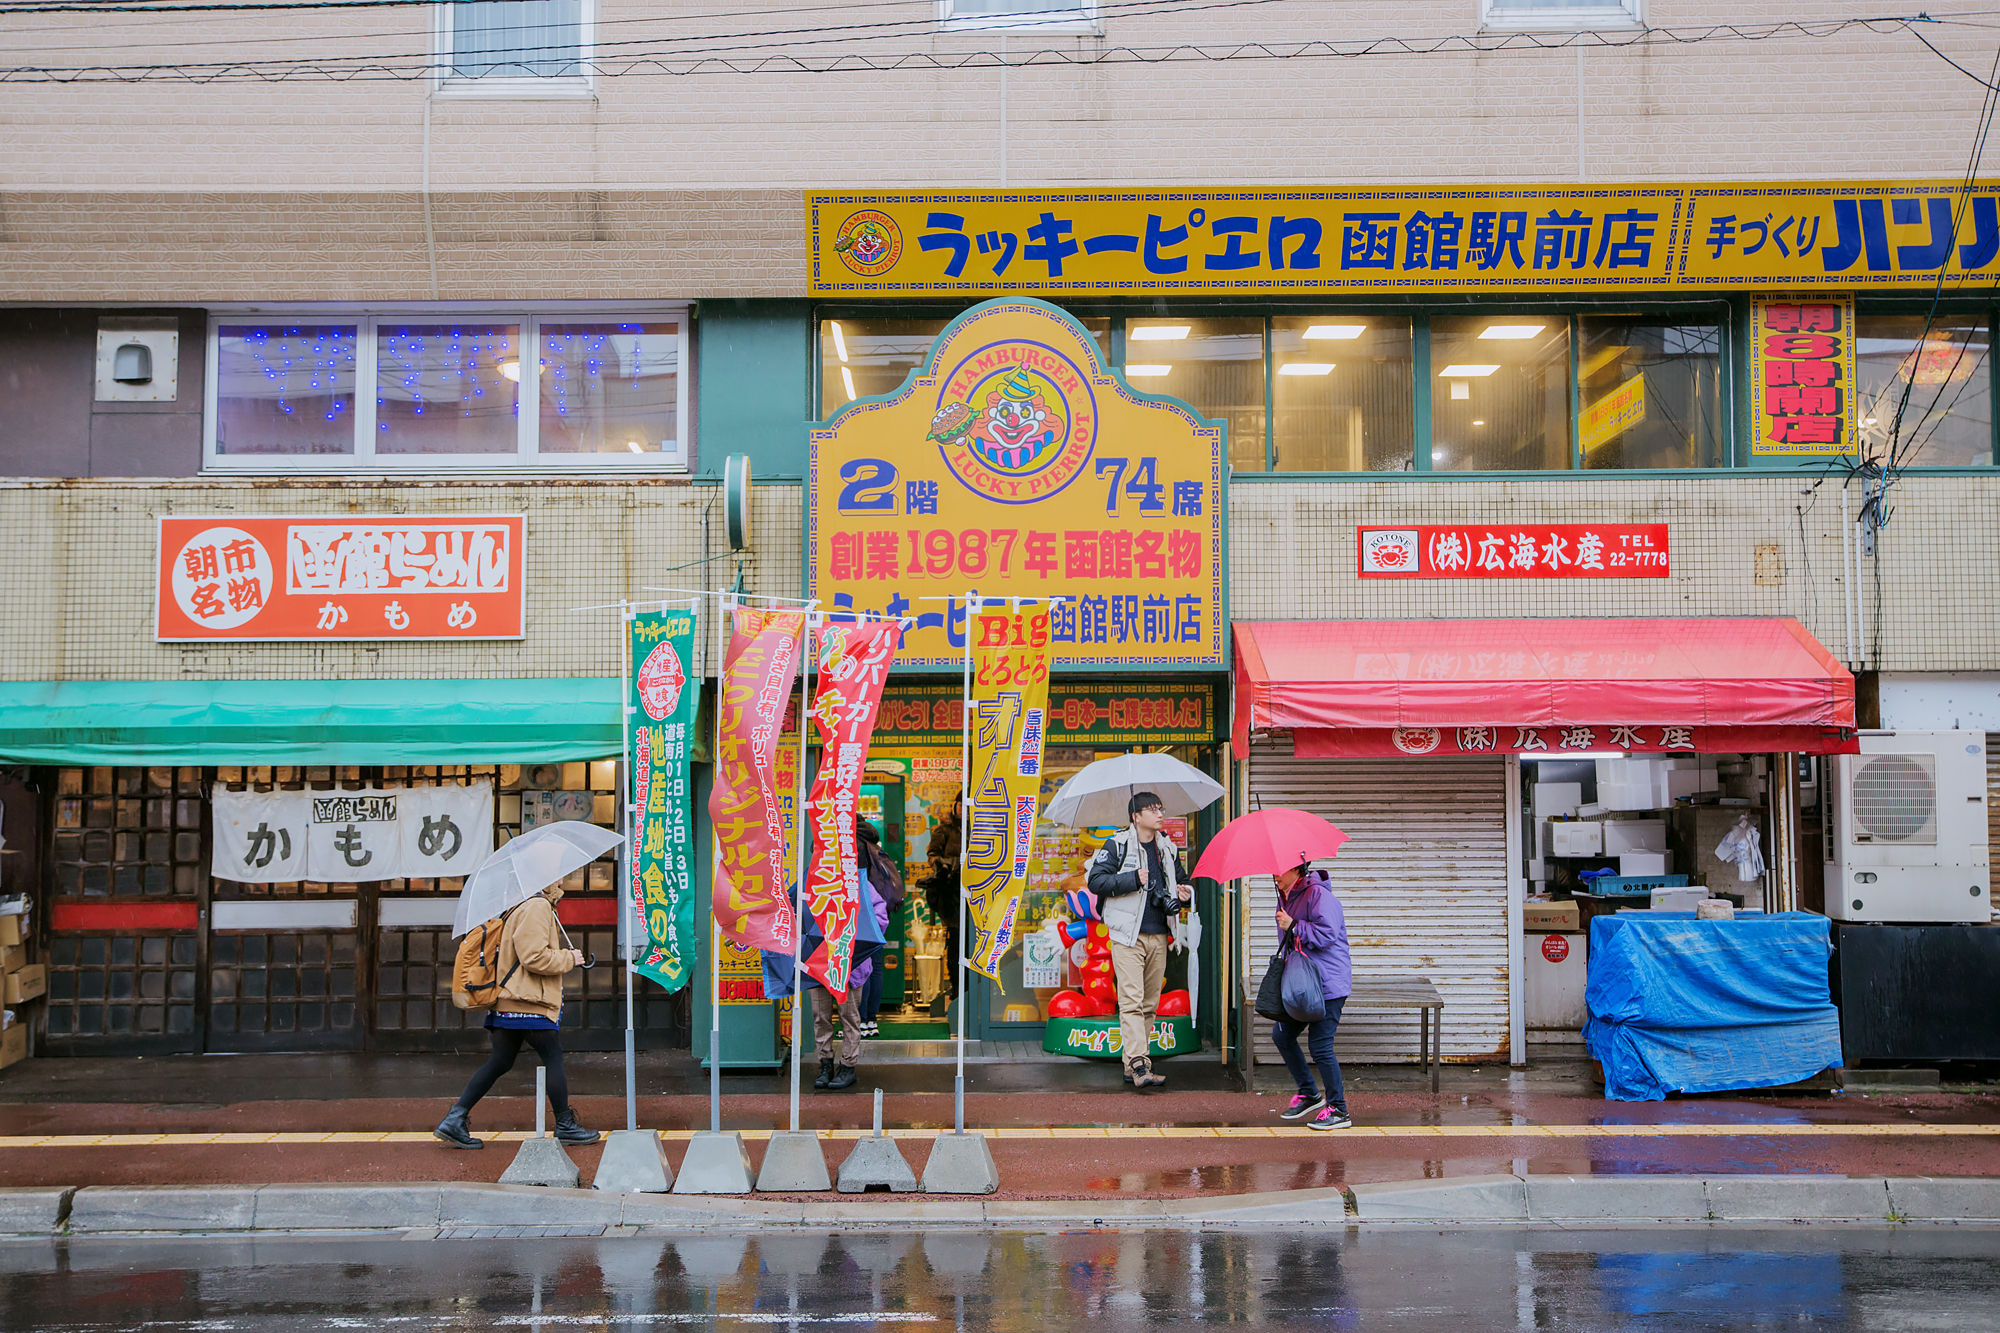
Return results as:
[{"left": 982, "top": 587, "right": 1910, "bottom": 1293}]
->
[{"left": 1826, "top": 731, "right": 1990, "bottom": 924}]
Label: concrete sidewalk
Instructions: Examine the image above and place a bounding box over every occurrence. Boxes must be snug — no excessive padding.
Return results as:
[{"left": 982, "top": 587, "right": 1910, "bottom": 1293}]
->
[{"left": 4, "top": 1175, "right": 1999, "bottom": 1236}]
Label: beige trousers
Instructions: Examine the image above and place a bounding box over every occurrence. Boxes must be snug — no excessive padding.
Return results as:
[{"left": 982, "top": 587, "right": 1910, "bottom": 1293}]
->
[
  {"left": 1109, "top": 933, "right": 1169, "bottom": 1072},
  {"left": 813, "top": 988, "right": 862, "bottom": 1067}
]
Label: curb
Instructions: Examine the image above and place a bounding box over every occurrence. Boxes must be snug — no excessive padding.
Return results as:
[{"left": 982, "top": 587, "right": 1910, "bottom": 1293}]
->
[{"left": 2, "top": 1176, "right": 1998, "bottom": 1235}]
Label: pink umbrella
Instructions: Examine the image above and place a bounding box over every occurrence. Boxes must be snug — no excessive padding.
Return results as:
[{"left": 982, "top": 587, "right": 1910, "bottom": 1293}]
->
[{"left": 1192, "top": 808, "right": 1349, "bottom": 882}]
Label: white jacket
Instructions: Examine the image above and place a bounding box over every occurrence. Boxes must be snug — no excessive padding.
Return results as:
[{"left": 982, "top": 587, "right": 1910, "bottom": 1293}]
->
[{"left": 1089, "top": 826, "right": 1197, "bottom": 951}]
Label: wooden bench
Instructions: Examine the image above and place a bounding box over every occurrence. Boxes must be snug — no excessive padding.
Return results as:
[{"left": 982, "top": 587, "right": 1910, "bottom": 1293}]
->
[{"left": 1343, "top": 979, "right": 1445, "bottom": 1093}]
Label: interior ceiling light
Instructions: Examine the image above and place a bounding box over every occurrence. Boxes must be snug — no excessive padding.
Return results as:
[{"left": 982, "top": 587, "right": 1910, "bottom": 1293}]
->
[
  {"left": 1438, "top": 364, "right": 1501, "bottom": 377},
  {"left": 1478, "top": 324, "right": 1546, "bottom": 340},
  {"left": 1472, "top": 419, "right": 1485, "bottom": 426},
  {"left": 1125, "top": 364, "right": 1173, "bottom": 377},
  {"left": 840, "top": 365, "right": 857, "bottom": 402},
  {"left": 1303, "top": 324, "right": 1367, "bottom": 340},
  {"left": 1450, "top": 381, "right": 1470, "bottom": 400},
  {"left": 627, "top": 440, "right": 644, "bottom": 453},
  {"left": 499, "top": 360, "right": 521, "bottom": 383},
  {"left": 1279, "top": 363, "right": 1335, "bottom": 376},
  {"left": 1128, "top": 325, "right": 1191, "bottom": 341},
  {"left": 831, "top": 320, "right": 850, "bottom": 364}
]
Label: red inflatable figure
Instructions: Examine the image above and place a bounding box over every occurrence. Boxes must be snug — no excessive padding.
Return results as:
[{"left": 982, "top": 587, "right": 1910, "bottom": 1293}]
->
[{"left": 1057, "top": 887, "right": 1119, "bottom": 1017}]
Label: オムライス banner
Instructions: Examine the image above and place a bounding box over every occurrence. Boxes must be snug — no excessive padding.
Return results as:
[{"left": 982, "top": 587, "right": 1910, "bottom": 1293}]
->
[
  {"left": 709, "top": 606, "right": 805, "bottom": 957},
  {"left": 962, "top": 605, "right": 1054, "bottom": 981},
  {"left": 629, "top": 605, "right": 698, "bottom": 992}
]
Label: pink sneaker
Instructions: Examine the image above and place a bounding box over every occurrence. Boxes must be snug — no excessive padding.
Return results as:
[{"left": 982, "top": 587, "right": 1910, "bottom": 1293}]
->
[
  {"left": 1309, "top": 1107, "right": 1354, "bottom": 1131},
  {"left": 1279, "top": 1093, "right": 1326, "bottom": 1121}
]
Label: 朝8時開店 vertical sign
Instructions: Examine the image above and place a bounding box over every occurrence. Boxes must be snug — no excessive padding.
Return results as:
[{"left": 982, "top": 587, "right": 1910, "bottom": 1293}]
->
[{"left": 806, "top": 298, "right": 1226, "bottom": 671}]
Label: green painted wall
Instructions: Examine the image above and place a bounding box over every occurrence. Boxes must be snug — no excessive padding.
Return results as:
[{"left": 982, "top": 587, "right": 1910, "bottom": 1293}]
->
[{"left": 694, "top": 299, "right": 813, "bottom": 480}]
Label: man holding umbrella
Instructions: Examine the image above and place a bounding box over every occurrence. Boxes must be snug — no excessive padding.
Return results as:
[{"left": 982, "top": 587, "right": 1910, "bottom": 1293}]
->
[{"left": 1087, "top": 790, "right": 1194, "bottom": 1090}]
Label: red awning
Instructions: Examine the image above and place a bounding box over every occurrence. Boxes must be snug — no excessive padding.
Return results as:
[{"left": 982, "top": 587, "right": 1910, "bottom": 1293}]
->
[{"left": 1233, "top": 618, "right": 1855, "bottom": 756}]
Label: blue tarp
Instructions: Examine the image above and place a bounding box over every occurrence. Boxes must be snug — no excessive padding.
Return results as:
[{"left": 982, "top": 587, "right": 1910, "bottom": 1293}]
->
[{"left": 1583, "top": 912, "right": 1842, "bottom": 1102}]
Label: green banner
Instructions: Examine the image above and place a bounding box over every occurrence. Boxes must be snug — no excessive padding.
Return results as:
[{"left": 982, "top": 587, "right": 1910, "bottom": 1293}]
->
[{"left": 629, "top": 606, "right": 699, "bottom": 992}]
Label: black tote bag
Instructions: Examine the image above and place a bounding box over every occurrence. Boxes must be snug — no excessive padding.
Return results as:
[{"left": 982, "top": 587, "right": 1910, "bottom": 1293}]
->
[{"left": 1254, "top": 927, "right": 1296, "bottom": 1023}]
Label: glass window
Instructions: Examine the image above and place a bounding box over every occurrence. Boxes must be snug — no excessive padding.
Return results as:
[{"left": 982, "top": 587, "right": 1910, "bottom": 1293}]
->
[
  {"left": 375, "top": 324, "right": 521, "bottom": 456},
  {"left": 1856, "top": 314, "right": 1993, "bottom": 467},
  {"left": 1577, "top": 316, "right": 1725, "bottom": 469},
  {"left": 213, "top": 325, "right": 357, "bottom": 457},
  {"left": 938, "top": 0, "right": 1098, "bottom": 33},
  {"left": 536, "top": 321, "right": 680, "bottom": 456},
  {"left": 448, "top": 0, "right": 584, "bottom": 80},
  {"left": 1272, "top": 316, "right": 1414, "bottom": 471},
  {"left": 1430, "top": 315, "right": 1571, "bottom": 471},
  {"left": 819, "top": 314, "right": 1109, "bottom": 416},
  {"left": 1125, "top": 316, "right": 1266, "bottom": 473}
]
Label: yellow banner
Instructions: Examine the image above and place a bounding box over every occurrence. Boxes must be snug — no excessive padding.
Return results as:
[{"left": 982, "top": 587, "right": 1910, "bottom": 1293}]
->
[
  {"left": 806, "top": 298, "right": 1225, "bottom": 670},
  {"left": 962, "top": 605, "right": 1053, "bottom": 982},
  {"left": 1747, "top": 294, "right": 1858, "bottom": 457},
  {"left": 809, "top": 182, "right": 2000, "bottom": 296},
  {"left": 1579, "top": 373, "right": 1647, "bottom": 455}
]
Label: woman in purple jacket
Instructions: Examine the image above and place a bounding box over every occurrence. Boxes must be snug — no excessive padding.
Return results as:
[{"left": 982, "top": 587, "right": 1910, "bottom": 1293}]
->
[{"left": 1272, "top": 862, "right": 1353, "bottom": 1130}]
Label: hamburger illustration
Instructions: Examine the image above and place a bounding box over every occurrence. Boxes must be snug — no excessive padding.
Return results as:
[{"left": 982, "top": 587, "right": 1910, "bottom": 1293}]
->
[{"left": 927, "top": 400, "right": 975, "bottom": 445}]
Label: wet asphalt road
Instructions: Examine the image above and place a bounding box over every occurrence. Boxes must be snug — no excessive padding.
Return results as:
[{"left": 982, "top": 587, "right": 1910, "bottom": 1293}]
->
[{"left": 4, "top": 1228, "right": 1999, "bottom": 1331}]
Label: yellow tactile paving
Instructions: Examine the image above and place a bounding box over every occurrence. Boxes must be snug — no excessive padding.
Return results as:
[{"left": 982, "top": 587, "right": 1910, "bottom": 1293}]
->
[{"left": 2, "top": 1123, "right": 1997, "bottom": 1150}]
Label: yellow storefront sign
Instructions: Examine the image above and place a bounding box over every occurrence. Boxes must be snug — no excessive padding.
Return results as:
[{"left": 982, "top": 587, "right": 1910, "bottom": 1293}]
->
[
  {"left": 1579, "top": 373, "right": 1647, "bottom": 455},
  {"left": 805, "top": 298, "right": 1226, "bottom": 670},
  {"left": 809, "top": 182, "right": 2000, "bottom": 296}
]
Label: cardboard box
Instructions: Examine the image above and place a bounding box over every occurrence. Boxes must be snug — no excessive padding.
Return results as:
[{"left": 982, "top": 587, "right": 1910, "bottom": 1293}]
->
[
  {"left": 0, "top": 1023, "right": 25, "bottom": 1069},
  {"left": 0, "top": 915, "right": 20, "bottom": 948},
  {"left": 1603, "top": 820, "right": 1668, "bottom": 854},
  {"left": 0, "top": 943, "right": 22, "bottom": 975},
  {"left": 1523, "top": 900, "right": 1581, "bottom": 932},
  {"left": 1550, "top": 821, "right": 1603, "bottom": 856},
  {"left": 1618, "top": 851, "right": 1674, "bottom": 876},
  {"left": 4, "top": 965, "right": 45, "bottom": 1005}
]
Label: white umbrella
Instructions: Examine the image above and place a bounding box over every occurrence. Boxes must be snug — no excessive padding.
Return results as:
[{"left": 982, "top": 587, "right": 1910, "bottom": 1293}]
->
[
  {"left": 451, "top": 820, "right": 625, "bottom": 938},
  {"left": 1042, "top": 752, "right": 1224, "bottom": 829}
]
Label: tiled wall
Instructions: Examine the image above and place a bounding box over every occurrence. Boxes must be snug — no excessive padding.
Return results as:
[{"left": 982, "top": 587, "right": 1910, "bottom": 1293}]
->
[{"left": 3, "top": 472, "right": 1994, "bottom": 680}]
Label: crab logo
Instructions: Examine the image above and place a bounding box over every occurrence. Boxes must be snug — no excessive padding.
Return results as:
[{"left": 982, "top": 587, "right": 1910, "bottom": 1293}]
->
[
  {"left": 831, "top": 210, "right": 902, "bottom": 277},
  {"left": 1392, "top": 727, "right": 1443, "bottom": 755},
  {"left": 1360, "top": 529, "right": 1421, "bottom": 575},
  {"left": 636, "top": 640, "right": 687, "bottom": 721}
]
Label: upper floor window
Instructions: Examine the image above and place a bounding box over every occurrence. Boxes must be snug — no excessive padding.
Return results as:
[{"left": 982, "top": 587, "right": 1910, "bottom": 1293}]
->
[
  {"left": 1480, "top": 0, "right": 1640, "bottom": 30},
  {"left": 205, "top": 311, "right": 687, "bottom": 472},
  {"left": 442, "top": 0, "right": 588, "bottom": 89},
  {"left": 937, "top": 0, "right": 1100, "bottom": 34}
]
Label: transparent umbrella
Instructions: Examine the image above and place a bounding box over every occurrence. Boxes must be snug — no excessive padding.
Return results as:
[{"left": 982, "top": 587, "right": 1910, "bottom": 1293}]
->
[
  {"left": 1042, "top": 752, "right": 1224, "bottom": 828},
  {"left": 451, "top": 820, "right": 626, "bottom": 938}
]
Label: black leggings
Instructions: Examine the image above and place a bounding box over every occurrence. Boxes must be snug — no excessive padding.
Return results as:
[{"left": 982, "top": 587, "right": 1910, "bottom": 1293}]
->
[{"left": 455, "top": 1027, "right": 569, "bottom": 1117}]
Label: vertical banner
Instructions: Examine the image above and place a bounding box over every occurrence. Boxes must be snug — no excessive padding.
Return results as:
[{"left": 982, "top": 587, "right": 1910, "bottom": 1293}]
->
[
  {"left": 708, "top": 606, "right": 806, "bottom": 956},
  {"left": 1749, "top": 294, "right": 1857, "bottom": 457},
  {"left": 962, "top": 605, "right": 1055, "bottom": 980},
  {"left": 801, "top": 620, "right": 903, "bottom": 996},
  {"left": 630, "top": 605, "right": 698, "bottom": 992}
]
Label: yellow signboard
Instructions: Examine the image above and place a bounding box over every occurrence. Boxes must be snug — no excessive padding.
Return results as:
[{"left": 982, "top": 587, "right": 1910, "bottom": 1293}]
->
[
  {"left": 806, "top": 298, "right": 1226, "bottom": 670},
  {"left": 1747, "top": 294, "right": 1858, "bottom": 457},
  {"left": 1579, "top": 373, "right": 1647, "bottom": 455},
  {"left": 809, "top": 182, "right": 2000, "bottom": 296}
]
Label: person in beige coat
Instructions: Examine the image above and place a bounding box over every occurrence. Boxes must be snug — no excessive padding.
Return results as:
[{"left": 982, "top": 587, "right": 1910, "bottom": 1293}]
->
[{"left": 433, "top": 883, "right": 599, "bottom": 1149}]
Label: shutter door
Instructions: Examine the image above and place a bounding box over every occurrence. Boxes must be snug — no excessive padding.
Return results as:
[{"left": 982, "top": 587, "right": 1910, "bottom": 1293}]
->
[{"left": 1246, "top": 736, "right": 1511, "bottom": 1065}]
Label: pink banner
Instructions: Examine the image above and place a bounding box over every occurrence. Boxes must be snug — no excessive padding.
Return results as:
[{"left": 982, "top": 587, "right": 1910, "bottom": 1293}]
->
[
  {"left": 708, "top": 606, "right": 805, "bottom": 956},
  {"left": 1293, "top": 723, "right": 1857, "bottom": 759},
  {"left": 800, "top": 620, "right": 902, "bottom": 997}
]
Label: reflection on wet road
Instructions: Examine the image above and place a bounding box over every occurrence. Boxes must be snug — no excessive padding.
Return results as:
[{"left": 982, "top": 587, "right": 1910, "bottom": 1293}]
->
[{"left": 4, "top": 1227, "right": 1998, "bottom": 1331}]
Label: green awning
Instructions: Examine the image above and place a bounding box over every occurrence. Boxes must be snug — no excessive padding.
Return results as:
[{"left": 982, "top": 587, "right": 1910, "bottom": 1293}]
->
[{"left": 0, "top": 678, "right": 621, "bottom": 766}]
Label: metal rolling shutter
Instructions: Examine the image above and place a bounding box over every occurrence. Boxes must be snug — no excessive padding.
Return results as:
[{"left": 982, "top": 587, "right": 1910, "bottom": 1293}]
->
[{"left": 1246, "top": 736, "right": 1511, "bottom": 1065}]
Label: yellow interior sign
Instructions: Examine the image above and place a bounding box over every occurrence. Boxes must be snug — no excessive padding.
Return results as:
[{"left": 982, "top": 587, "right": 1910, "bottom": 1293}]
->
[{"left": 806, "top": 298, "right": 1226, "bottom": 670}]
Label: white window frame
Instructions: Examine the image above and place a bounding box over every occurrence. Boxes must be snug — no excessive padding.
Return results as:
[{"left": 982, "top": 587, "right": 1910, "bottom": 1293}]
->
[
  {"left": 434, "top": 0, "right": 596, "bottom": 99},
  {"left": 936, "top": 0, "right": 1101, "bottom": 36},
  {"left": 1480, "top": 0, "right": 1641, "bottom": 31},
  {"left": 203, "top": 307, "right": 690, "bottom": 475}
]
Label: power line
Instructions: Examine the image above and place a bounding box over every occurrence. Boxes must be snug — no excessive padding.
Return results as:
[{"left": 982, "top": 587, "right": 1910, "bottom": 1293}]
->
[{"left": 0, "top": 15, "right": 1950, "bottom": 83}]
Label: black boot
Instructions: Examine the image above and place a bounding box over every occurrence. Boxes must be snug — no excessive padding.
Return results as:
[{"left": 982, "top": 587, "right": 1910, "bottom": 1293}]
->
[
  {"left": 433, "top": 1105, "right": 482, "bottom": 1149},
  {"left": 813, "top": 1058, "right": 834, "bottom": 1089},
  {"left": 553, "top": 1110, "right": 600, "bottom": 1145},
  {"left": 826, "top": 1063, "right": 858, "bottom": 1090}
]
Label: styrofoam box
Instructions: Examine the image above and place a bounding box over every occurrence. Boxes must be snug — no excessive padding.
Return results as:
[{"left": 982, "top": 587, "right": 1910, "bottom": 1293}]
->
[
  {"left": 1603, "top": 783, "right": 1655, "bottom": 812},
  {"left": 1603, "top": 820, "right": 1667, "bottom": 854},
  {"left": 1651, "top": 886, "right": 1706, "bottom": 912},
  {"left": 1668, "top": 769, "right": 1720, "bottom": 799},
  {"left": 1530, "top": 782, "right": 1583, "bottom": 817},
  {"left": 1619, "top": 851, "right": 1674, "bottom": 875},
  {"left": 1550, "top": 821, "right": 1603, "bottom": 856}
]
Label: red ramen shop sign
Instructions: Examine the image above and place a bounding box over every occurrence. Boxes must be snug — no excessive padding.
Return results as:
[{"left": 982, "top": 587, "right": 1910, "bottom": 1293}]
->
[{"left": 1357, "top": 524, "right": 1669, "bottom": 579}]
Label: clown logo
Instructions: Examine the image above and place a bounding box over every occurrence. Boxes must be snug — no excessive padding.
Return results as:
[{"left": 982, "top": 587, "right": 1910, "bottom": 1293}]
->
[
  {"left": 636, "top": 640, "right": 687, "bottom": 721},
  {"left": 972, "top": 368, "right": 1067, "bottom": 471},
  {"left": 832, "top": 210, "right": 902, "bottom": 277}
]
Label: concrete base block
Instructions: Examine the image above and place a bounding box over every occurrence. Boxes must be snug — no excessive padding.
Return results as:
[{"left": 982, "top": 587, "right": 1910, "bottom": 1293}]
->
[
  {"left": 1705, "top": 1175, "right": 1890, "bottom": 1221},
  {"left": 593, "top": 1129, "right": 674, "bottom": 1194},
  {"left": 756, "top": 1131, "right": 833, "bottom": 1192},
  {"left": 837, "top": 1134, "right": 919, "bottom": 1193},
  {"left": 1349, "top": 1174, "right": 1527, "bottom": 1221},
  {"left": 69, "top": 1186, "right": 258, "bottom": 1233},
  {"left": 497, "top": 1136, "right": 580, "bottom": 1189},
  {"left": 1527, "top": 1175, "right": 1708, "bottom": 1221},
  {"left": 672, "top": 1131, "right": 755, "bottom": 1195},
  {"left": 920, "top": 1132, "right": 1000, "bottom": 1195},
  {"left": 1887, "top": 1177, "right": 2000, "bottom": 1221},
  {"left": 253, "top": 1185, "right": 443, "bottom": 1231},
  {"left": 0, "top": 1187, "right": 74, "bottom": 1235}
]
